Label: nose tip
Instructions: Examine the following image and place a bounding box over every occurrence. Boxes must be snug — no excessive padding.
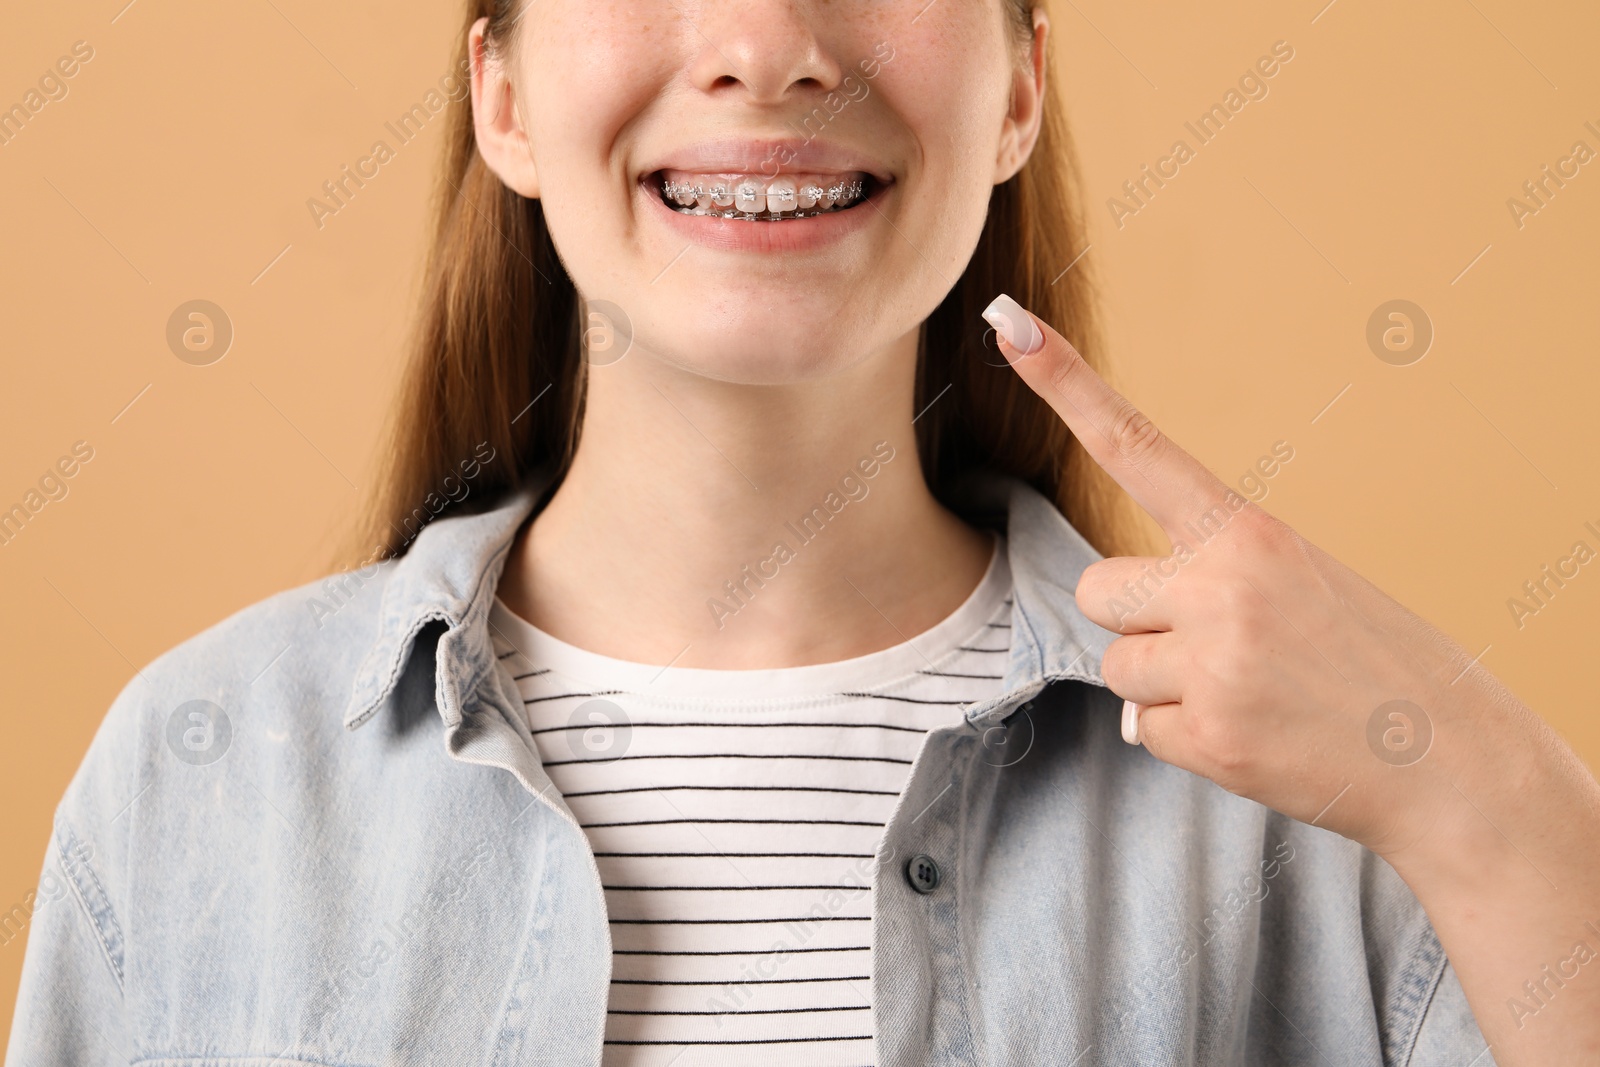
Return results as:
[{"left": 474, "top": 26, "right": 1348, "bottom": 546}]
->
[{"left": 688, "top": 3, "right": 845, "bottom": 104}]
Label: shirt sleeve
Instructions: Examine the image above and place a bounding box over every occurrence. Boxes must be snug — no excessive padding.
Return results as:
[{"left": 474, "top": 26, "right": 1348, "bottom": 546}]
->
[
  {"left": 5, "top": 820, "right": 133, "bottom": 1066},
  {"left": 1409, "top": 958, "right": 1497, "bottom": 1067},
  {"left": 5, "top": 675, "right": 144, "bottom": 1067}
]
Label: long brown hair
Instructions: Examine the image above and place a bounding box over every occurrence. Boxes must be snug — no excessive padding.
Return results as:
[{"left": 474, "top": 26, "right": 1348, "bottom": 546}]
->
[{"left": 350, "top": 0, "right": 1148, "bottom": 567}]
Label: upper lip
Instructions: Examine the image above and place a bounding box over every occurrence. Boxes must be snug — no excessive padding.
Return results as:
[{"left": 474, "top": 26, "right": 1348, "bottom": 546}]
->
[{"left": 641, "top": 138, "right": 893, "bottom": 183}]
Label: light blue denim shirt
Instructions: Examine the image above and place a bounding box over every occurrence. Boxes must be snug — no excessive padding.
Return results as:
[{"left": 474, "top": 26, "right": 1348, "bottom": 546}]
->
[{"left": 8, "top": 470, "right": 1493, "bottom": 1066}]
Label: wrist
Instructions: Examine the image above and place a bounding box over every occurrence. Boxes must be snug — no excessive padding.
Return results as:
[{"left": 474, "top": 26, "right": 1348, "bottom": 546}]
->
[
  {"left": 1369, "top": 689, "right": 1536, "bottom": 891},
  {"left": 1375, "top": 692, "right": 1593, "bottom": 907}
]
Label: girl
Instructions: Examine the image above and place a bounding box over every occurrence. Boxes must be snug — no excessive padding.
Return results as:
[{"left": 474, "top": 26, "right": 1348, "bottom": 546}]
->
[{"left": 10, "top": 1, "right": 1598, "bottom": 1064}]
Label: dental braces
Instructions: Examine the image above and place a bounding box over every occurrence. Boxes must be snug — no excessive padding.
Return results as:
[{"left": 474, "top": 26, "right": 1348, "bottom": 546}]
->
[{"left": 660, "top": 177, "right": 867, "bottom": 219}]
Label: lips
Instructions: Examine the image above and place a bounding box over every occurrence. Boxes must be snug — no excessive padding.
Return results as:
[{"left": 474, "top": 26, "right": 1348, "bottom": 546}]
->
[
  {"left": 639, "top": 138, "right": 892, "bottom": 251},
  {"left": 643, "top": 138, "right": 892, "bottom": 181}
]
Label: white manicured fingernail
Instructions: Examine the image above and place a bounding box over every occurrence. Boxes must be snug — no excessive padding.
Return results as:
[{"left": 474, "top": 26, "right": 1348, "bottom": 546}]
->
[
  {"left": 1120, "top": 699, "right": 1141, "bottom": 746},
  {"left": 982, "top": 293, "right": 1045, "bottom": 357}
]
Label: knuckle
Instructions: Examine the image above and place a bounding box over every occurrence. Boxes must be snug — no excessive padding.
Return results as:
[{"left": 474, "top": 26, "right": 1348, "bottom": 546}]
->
[
  {"left": 1188, "top": 712, "right": 1249, "bottom": 776},
  {"left": 1215, "top": 579, "right": 1258, "bottom": 621},
  {"left": 1139, "top": 715, "right": 1171, "bottom": 760},
  {"left": 1234, "top": 507, "right": 1293, "bottom": 555},
  {"left": 1045, "top": 343, "right": 1090, "bottom": 396},
  {"left": 1106, "top": 403, "right": 1165, "bottom": 467},
  {"left": 1099, "top": 637, "right": 1138, "bottom": 690},
  {"left": 1205, "top": 633, "right": 1260, "bottom": 692}
]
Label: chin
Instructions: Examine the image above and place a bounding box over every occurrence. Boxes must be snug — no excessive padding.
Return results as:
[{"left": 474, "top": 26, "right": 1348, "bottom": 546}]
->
[
  {"left": 622, "top": 293, "right": 900, "bottom": 385},
  {"left": 641, "top": 323, "right": 871, "bottom": 385}
]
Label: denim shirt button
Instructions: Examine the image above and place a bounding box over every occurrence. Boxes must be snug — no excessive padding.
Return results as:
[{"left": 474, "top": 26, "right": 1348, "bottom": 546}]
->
[{"left": 906, "top": 854, "right": 941, "bottom": 894}]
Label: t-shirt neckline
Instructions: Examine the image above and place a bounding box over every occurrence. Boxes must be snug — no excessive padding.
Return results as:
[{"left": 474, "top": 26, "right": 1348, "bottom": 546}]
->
[{"left": 489, "top": 533, "right": 1012, "bottom": 702}]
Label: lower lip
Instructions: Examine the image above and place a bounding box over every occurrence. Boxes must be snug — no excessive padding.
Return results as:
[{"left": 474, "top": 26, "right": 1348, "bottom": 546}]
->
[{"left": 641, "top": 179, "right": 888, "bottom": 255}]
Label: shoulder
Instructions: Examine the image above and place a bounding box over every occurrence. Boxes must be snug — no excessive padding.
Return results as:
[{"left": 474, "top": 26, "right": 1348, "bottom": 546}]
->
[
  {"left": 54, "top": 483, "right": 545, "bottom": 845},
  {"left": 52, "top": 560, "right": 402, "bottom": 859},
  {"left": 130, "top": 558, "right": 394, "bottom": 738}
]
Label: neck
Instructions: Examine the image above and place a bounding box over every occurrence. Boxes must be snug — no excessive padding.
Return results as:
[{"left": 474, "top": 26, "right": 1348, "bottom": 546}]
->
[{"left": 497, "top": 331, "right": 993, "bottom": 668}]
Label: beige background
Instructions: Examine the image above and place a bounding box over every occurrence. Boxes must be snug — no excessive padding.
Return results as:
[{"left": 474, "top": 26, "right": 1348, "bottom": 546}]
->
[{"left": 2, "top": 0, "right": 1597, "bottom": 1041}]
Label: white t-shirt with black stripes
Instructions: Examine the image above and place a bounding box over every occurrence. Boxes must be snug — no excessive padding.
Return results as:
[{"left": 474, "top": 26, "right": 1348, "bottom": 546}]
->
[{"left": 488, "top": 535, "right": 1013, "bottom": 1067}]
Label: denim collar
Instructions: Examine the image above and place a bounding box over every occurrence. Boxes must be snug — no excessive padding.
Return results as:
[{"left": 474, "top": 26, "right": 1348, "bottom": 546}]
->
[{"left": 342, "top": 468, "right": 1115, "bottom": 732}]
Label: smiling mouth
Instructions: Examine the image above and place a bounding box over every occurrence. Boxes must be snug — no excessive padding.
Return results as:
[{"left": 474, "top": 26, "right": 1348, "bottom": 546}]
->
[{"left": 652, "top": 169, "right": 874, "bottom": 221}]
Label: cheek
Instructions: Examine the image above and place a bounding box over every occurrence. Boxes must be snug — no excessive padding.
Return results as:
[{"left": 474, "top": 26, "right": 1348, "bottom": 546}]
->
[
  {"left": 873, "top": 54, "right": 1011, "bottom": 273},
  {"left": 886, "top": 4, "right": 1015, "bottom": 144},
  {"left": 523, "top": 6, "right": 674, "bottom": 193}
]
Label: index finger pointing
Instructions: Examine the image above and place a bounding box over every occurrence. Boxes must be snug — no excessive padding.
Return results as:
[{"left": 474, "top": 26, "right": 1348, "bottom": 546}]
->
[{"left": 981, "top": 292, "right": 1233, "bottom": 536}]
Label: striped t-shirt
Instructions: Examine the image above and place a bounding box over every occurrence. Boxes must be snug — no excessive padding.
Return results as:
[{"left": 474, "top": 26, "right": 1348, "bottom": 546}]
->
[{"left": 487, "top": 535, "right": 1013, "bottom": 1066}]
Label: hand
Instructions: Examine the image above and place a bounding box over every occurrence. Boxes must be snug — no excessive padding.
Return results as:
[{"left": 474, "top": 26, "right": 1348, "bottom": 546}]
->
[
  {"left": 980, "top": 294, "right": 1528, "bottom": 857},
  {"left": 981, "top": 292, "right": 1600, "bottom": 1064}
]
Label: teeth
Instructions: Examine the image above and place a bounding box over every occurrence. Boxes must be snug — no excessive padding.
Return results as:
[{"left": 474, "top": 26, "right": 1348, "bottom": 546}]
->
[
  {"left": 734, "top": 180, "right": 763, "bottom": 213},
  {"left": 766, "top": 178, "right": 797, "bottom": 214},
  {"left": 659, "top": 175, "right": 868, "bottom": 220}
]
